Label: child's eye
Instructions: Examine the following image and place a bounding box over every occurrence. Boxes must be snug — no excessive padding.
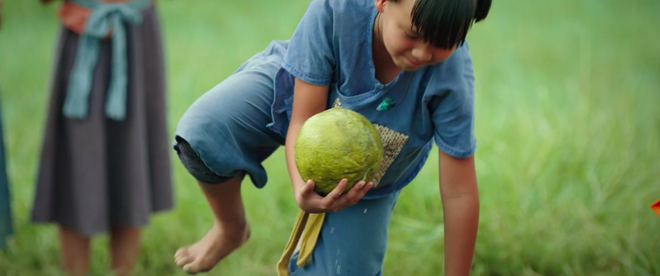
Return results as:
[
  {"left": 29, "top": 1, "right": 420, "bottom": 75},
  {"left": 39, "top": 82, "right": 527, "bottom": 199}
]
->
[{"left": 405, "top": 33, "right": 419, "bottom": 40}]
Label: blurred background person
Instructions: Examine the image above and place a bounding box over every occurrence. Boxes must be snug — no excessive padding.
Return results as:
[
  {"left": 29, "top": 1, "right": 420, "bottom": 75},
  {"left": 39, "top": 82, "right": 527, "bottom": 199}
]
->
[
  {"left": 28, "top": 0, "right": 173, "bottom": 275},
  {"left": 0, "top": 0, "right": 15, "bottom": 252}
]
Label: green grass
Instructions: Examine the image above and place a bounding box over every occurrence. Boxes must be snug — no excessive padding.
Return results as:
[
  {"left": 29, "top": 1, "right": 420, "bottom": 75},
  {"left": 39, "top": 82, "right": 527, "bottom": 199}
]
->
[{"left": 1, "top": 0, "right": 659, "bottom": 275}]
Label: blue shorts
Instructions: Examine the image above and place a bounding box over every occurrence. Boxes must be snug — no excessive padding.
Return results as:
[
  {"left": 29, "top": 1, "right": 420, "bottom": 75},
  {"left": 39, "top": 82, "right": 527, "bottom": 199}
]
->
[
  {"left": 173, "top": 44, "right": 401, "bottom": 275},
  {"left": 173, "top": 41, "right": 287, "bottom": 187}
]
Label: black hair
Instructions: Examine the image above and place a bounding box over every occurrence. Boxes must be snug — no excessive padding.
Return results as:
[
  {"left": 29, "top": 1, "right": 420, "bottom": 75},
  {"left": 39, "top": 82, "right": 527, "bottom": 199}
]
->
[{"left": 395, "top": 0, "right": 492, "bottom": 49}]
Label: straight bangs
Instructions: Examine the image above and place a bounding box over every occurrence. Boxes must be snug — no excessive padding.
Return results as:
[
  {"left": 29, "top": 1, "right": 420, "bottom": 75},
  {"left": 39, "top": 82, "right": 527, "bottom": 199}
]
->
[{"left": 410, "top": 0, "right": 477, "bottom": 49}]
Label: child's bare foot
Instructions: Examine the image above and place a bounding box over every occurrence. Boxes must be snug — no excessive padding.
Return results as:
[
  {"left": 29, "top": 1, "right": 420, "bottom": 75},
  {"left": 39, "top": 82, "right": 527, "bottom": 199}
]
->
[{"left": 174, "top": 221, "right": 250, "bottom": 274}]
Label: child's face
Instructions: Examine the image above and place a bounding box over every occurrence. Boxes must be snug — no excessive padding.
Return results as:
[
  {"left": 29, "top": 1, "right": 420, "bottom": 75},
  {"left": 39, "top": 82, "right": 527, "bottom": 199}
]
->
[{"left": 375, "top": 0, "right": 457, "bottom": 71}]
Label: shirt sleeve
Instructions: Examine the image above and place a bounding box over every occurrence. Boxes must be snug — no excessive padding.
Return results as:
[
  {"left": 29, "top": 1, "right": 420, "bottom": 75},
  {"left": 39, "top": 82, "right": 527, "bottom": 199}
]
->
[
  {"left": 429, "top": 44, "right": 477, "bottom": 158},
  {"left": 282, "top": 0, "right": 336, "bottom": 86}
]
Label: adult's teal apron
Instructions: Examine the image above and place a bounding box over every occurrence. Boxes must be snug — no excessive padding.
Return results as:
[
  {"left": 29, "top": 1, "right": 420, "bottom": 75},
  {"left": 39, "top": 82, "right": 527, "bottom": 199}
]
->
[{"left": 62, "top": 0, "right": 152, "bottom": 121}]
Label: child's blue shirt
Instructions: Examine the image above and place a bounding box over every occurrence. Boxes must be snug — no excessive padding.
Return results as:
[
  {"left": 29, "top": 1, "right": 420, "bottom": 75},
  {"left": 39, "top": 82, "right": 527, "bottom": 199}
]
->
[{"left": 267, "top": 0, "right": 477, "bottom": 199}]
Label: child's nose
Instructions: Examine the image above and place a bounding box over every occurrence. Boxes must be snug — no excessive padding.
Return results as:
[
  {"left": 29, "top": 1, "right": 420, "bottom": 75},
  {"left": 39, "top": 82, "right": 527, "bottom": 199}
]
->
[{"left": 411, "top": 46, "right": 433, "bottom": 62}]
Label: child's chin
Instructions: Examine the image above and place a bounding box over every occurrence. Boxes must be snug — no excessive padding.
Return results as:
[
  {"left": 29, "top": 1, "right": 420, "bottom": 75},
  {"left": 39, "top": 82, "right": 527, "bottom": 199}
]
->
[
  {"left": 400, "top": 64, "right": 423, "bottom": 72},
  {"left": 393, "top": 59, "right": 423, "bottom": 71}
]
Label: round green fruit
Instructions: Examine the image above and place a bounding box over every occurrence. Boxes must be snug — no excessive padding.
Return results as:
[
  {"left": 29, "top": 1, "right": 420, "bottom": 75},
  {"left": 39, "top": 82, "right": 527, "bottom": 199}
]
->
[{"left": 294, "top": 108, "right": 383, "bottom": 196}]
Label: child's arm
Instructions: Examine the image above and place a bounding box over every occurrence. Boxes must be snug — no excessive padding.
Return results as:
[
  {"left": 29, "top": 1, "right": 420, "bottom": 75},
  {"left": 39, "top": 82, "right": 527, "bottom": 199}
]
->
[
  {"left": 438, "top": 150, "right": 479, "bottom": 276},
  {"left": 285, "top": 78, "right": 373, "bottom": 213},
  {"left": 285, "top": 78, "right": 328, "bottom": 198}
]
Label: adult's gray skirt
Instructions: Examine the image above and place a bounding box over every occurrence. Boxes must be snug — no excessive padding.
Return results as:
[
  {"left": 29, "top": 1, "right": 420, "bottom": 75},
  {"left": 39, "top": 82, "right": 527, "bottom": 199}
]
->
[{"left": 31, "top": 6, "right": 174, "bottom": 236}]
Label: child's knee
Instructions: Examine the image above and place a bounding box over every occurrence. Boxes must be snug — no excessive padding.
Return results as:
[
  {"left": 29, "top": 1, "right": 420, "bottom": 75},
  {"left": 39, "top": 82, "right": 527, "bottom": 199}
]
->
[{"left": 173, "top": 136, "right": 233, "bottom": 184}]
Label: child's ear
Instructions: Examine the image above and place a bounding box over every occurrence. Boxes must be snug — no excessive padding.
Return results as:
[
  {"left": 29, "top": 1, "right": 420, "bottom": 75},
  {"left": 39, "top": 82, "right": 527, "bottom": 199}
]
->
[
  {"left": 475, "top": 0, "right": 492, "bottom": 22},
  {"left": 374, "top": 0, "right": 387, "bottom": 13}
]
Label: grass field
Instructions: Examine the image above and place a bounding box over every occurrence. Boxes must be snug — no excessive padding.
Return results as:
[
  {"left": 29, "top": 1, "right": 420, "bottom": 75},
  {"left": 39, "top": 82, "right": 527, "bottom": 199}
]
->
[{"left": 1, "top": 0, "right": 659, "bottom": 275}]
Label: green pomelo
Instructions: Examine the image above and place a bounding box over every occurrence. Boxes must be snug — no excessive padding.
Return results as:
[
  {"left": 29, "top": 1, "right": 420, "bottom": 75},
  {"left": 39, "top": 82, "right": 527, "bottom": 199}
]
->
[{"left": 295, "top": 108, "right": 383, "bottom": 196}]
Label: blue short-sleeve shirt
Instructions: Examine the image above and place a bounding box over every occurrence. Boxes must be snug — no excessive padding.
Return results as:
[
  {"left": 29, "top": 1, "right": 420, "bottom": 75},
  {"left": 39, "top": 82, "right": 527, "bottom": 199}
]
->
[{"left": 268, "top": 0, "right": 476, "bottom": 199}]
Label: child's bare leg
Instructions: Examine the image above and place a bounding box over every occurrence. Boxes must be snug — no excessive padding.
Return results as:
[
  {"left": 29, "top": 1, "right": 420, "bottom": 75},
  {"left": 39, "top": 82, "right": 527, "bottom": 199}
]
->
[
  {"left": 174, "top": 173, "right": 251, "bottom": 274},
  {"left": 58, "top": 226, "right": 90, "bottom": 276},
  {"left": 110, "top": 226, "right": 141, "bottom": 276}
]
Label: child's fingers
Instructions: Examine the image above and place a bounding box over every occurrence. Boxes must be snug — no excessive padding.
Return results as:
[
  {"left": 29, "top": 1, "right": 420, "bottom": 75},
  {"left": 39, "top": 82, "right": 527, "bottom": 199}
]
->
[
  {"left": 345, "top": 181, "right": 371, "bottom": 207},
  {"left": 339, "top": 180, "right": 365, "bottom": 206},
  {"left": 322, "top": 179, "right": 347, "bottom": 210},
  {"left": 300, "top": 180, "right": 315, "bottom": 196},
  {"left": 356, "top": 182, "right": 374, "bottom": 200}
]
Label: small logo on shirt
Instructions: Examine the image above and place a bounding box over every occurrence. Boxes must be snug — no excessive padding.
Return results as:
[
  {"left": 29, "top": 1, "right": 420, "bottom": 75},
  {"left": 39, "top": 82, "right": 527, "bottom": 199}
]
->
[{"left": 376, "top": 97, "right": 396, "bottom": 111}]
